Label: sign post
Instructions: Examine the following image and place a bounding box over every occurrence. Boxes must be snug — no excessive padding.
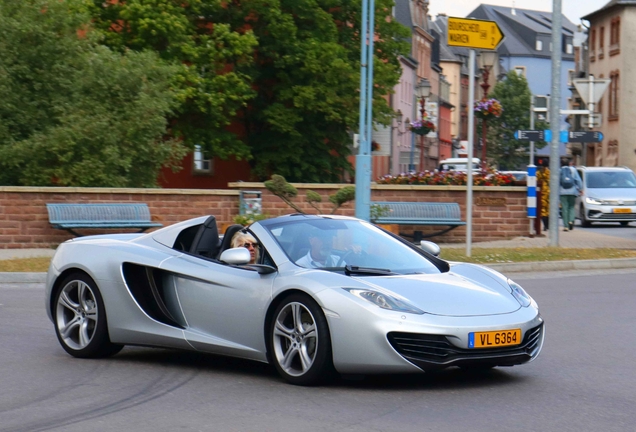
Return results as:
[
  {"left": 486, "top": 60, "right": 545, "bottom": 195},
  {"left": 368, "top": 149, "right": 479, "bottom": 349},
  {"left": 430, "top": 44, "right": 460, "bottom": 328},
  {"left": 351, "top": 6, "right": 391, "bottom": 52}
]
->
[{"left": 448, "top": 17, "right": 504, "bottom": 256}]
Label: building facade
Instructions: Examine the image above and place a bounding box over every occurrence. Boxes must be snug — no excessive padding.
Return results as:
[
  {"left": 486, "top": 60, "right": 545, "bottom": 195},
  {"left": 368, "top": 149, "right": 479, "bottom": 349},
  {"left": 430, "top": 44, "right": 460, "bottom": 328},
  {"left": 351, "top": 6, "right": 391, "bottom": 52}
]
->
[{"left": 582, "top": 0, "right": 636, "bottom": 170}]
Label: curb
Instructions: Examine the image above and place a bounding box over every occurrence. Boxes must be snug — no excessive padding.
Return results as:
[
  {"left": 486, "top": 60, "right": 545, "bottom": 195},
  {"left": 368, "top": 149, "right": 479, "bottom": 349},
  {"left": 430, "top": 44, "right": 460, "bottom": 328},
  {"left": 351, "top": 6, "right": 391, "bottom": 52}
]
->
[{"left": 486, "top": 257, "right": 636, "bottom": 273}]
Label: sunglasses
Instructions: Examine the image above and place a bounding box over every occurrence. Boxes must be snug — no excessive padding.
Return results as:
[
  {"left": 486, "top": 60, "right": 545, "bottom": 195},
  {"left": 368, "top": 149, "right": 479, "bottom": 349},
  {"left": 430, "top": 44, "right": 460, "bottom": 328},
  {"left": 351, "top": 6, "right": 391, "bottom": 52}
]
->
[{"left": 243, "top": 242, "right": 258, "bottom": 249}]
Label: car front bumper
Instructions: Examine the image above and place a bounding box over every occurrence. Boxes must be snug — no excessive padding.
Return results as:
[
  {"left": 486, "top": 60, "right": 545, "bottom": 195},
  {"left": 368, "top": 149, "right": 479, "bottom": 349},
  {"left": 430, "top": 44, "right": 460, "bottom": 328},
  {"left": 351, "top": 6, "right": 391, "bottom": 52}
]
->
[
  {"left": 583, "top": 203, "right": 636, "bottom": 222},
  {"left": 320, "top": 290, "right": 544, "bottom": 374}
]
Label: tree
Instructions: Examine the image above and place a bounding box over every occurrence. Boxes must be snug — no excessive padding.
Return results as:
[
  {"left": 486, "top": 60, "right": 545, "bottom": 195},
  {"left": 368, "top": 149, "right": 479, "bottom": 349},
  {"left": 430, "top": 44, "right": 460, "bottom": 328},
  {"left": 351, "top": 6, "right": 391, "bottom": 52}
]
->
[
  {"left": 0, "top": 0, "right": 187, "bottom": 187},
  {"left": 88, "top": 0, "right": 258, "bottom": 161},
  {"left": 487, "top": 71, "right": 548, "bottom": 169},
  {"left": 91, "top": 0, "right": 410, "bottom": 183},
  {"left": 218, "top": 0, "right": 411, "bottom": 182}
]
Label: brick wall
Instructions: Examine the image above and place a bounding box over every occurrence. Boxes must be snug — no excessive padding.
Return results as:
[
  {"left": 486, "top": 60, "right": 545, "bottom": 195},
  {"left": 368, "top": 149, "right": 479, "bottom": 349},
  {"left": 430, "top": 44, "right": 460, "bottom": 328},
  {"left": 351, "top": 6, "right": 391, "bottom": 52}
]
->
[{"left": 0, "top": 184, "right": 529, "bottom": 249}]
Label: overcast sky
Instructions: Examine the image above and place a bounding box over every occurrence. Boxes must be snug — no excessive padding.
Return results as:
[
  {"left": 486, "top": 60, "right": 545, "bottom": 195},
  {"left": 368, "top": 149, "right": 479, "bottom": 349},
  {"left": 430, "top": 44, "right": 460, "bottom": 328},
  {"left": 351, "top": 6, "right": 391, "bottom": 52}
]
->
[{"left": 428, "top": 0, "right": 605, "bottom": 25}]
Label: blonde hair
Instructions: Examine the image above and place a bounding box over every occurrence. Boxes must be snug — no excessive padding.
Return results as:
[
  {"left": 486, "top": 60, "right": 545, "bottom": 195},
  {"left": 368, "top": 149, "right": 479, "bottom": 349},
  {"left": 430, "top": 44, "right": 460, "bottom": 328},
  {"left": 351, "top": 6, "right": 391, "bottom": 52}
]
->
[{"left": 231, "top": 231, "right": 260, "bottom": 263}]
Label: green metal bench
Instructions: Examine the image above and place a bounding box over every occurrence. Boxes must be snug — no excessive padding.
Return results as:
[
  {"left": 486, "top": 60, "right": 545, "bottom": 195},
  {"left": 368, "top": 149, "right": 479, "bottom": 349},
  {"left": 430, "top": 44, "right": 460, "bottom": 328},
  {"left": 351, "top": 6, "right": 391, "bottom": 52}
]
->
[
  {"left": 46, "top": 203, "right": 163, "bottom": 237},
  {"left": 372, "top": 201, "right": 466, "bottom": 241}
]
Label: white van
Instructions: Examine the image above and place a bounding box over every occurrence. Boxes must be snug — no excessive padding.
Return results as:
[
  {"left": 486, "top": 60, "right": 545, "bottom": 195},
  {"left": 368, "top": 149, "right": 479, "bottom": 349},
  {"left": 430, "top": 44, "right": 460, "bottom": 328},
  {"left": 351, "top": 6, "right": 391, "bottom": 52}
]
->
[{"left": 438, "top": 158, "right": 481, "bottom": 172}]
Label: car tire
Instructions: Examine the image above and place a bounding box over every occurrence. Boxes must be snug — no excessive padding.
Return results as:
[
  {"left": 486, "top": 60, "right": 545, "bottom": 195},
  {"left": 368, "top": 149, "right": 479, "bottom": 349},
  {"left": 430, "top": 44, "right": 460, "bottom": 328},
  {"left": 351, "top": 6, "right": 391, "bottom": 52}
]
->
[
  {"left": 620, "top": 221, "right": 630, "bottom": 227},
  {"left": 580, "top": 205, "right": 592, "bottom": 227},
  {"left": 268, "top": 293, "right": 334, "bottom": 386},
  {"left": 53, "top": 272, "right": 123, "bottom": 358}
]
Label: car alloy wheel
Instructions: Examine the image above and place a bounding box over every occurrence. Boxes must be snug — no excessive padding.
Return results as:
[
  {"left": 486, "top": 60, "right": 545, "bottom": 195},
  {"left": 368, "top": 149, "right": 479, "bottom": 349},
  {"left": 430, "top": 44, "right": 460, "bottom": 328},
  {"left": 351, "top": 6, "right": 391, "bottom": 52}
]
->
[
  {"left": 269, "top": 294, "right": 333, "bottom": 385},
  {"left": 54, "top": 272, "right": 122, "bottom": 358},
  {"left": 580, "top": 204, "right": 592, "bottom": 227}
]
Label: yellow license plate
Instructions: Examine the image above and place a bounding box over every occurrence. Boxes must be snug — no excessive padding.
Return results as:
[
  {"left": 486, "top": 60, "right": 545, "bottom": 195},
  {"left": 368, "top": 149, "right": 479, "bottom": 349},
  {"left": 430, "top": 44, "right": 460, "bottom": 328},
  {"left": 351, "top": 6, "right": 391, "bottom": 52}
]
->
[
  {"left": 613, "top": 208, "right": 631, "bottom": 213},
  {"left": 469, "top": 329, "right": 521, "bottom": 348}
]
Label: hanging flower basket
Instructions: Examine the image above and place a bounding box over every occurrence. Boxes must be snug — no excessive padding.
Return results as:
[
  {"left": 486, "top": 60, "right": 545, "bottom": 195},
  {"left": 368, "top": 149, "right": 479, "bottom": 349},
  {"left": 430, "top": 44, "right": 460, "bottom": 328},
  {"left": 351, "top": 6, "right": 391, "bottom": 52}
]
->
[
  {"left": 409, "top": 119, "right": 436, "bottom": 136},
  {"left": 474, "top": 98, "right": 503, "bottom": 120}
]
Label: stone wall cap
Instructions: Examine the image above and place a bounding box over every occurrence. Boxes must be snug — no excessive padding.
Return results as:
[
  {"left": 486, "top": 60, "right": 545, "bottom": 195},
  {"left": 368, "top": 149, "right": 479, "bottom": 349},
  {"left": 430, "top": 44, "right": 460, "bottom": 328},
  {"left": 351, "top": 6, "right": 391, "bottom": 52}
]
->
[
  {"left": 228, "top": 182, "right": 527, "bottom": 192},
  {"left": 0, "top": 186, "right": 239, "bottom": 196}
]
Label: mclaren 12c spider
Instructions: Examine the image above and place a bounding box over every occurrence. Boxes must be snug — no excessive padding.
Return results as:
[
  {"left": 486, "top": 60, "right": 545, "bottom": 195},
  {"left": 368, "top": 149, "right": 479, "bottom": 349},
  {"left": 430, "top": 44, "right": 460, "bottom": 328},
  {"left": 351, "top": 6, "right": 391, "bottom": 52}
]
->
[{"left": 45, "top": 214, "right": 544, "bottom": 385}]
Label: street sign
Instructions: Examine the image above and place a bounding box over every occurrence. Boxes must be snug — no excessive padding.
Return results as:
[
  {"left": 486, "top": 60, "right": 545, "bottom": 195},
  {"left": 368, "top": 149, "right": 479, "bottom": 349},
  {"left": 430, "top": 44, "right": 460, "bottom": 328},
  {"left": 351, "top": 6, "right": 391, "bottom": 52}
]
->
[
  {"left": 447, "top": 17, "right": 504, "bottom": 50},
  {"left": 514, "top": 130, "right": 547, "bottom": 141},
  {"left": 566, "top": 131, "right": 604, "bottom": 142},
  {"left": 559, "top": 130, "right": 603, "bottom": 142},
  {"left": 572, "top": 76, "right": 610, "bottom": 105},
  {"left": 583, "top": 113, "right": 602, "bottom": 128}
]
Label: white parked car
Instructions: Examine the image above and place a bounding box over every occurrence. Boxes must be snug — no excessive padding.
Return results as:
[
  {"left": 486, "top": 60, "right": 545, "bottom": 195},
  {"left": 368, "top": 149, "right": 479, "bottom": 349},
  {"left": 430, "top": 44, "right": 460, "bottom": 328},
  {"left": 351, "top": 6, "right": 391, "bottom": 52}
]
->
[{"left": 576, "top": 166, "right": 636, "bottom": 226}]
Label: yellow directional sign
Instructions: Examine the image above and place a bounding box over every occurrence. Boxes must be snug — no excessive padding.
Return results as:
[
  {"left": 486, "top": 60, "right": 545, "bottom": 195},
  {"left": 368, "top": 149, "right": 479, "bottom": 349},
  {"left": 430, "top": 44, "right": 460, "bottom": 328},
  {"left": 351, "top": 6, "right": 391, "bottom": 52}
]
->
[{"left": 447, "top": 17, "right": 504, "bottom": 50}]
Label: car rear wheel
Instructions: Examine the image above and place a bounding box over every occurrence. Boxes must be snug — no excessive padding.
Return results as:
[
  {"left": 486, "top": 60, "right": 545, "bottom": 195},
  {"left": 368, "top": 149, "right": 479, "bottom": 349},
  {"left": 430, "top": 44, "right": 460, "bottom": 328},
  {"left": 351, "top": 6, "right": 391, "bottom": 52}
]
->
[
  {"left": 54, "top": 272, "right": 123, "bottom": 358},
  {"left": 620, "top": 221, "right": 630, "bottom": 227},
  {"left": 268, "top": 294, "right": 333, "bottom": 386},
  {"left": 580, "top": 205, "right": 592, "bottom": 227}
]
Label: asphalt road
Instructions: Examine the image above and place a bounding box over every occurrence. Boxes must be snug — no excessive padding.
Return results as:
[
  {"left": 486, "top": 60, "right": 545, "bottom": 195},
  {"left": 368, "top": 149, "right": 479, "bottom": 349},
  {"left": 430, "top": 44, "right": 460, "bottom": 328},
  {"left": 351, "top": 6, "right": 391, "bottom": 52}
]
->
[
  {"left": 576, "top": 220, "right": 636, "bottom": 240},
  {"left": 1, "top": 270, "right": 635, "bottom": 432}
]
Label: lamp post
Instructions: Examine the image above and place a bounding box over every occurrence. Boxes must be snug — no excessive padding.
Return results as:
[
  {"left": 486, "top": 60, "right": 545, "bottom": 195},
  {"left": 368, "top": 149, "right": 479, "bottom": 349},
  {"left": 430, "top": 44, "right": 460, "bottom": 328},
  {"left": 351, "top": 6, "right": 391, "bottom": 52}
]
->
[
  {"left": 414, "top": 77, "right": 431, "bottom": 171},
  {"left": 391, "top": 110, "right": 413, "bottom": 171},
  {"left": 478, "top": 50, "right": 497, "bottom": 170}
]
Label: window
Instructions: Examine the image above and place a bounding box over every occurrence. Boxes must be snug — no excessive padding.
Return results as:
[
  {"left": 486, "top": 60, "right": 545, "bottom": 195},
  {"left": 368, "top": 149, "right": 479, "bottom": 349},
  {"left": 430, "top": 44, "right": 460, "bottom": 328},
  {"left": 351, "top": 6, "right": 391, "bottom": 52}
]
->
[
  {"left": 599, "top": 27, "right": 605, "bottom": 58},
  {"left": 535, "top": 40, "right": 543, "bottom": 51},
  {"left": 566, "top": 43, "right": 573, "bottom": 54},
  {"left": 610, "top": 17, "right": 620, "bottom": 55},
  {"left": 514, "top": 66, "right": 526, "bottom": 77},
  {"left": 590, "top": 28, "right": 596, "bottom": 61},
  {"left": 609, "top": 71, "right": 619, "bottom": 119},
  {"left": 193, "top": 145, "right": 213, "bottom": 174}
]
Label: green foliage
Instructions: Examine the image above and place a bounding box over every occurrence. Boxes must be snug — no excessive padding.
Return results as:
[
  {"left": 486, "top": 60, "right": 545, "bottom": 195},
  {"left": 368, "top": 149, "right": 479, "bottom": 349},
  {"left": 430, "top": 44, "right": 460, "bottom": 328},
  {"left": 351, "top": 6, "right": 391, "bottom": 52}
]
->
[
  {"left": 370, "top": 204, "right": 390, "bottom": 223},
  {"left": 233, "top": 213, "right": 269, "bottom": 226},
  {"left": 217, "top": 0, "right": 410, "bottom": 182},
  {"left": 264, "top": 175, "right": 355, "bottom": 214},
  {"left": 89, "top": 0, "right": 258, "bottom": 161},
  {"left": 487, "top": 71, "right": 547, "bottom": 169},
  {"left": 306, "top": 190, "right": 323, "bottom": 213},
  {"left": 328, "top": 186, "right": 355, "bottom": 214},
  {"left": 0, "top": 0, "right": 186, "bottom": 187},
  {"left": 264, "top": 174, "right": 303, "bottom": 213}
]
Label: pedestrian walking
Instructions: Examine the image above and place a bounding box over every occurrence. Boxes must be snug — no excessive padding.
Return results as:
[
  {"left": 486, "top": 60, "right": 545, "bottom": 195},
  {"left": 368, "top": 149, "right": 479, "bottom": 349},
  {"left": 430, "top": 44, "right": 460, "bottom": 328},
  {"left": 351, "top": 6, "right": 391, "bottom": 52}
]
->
[{"left": 559, "top": 158, "right": 582, "bottom": 231}]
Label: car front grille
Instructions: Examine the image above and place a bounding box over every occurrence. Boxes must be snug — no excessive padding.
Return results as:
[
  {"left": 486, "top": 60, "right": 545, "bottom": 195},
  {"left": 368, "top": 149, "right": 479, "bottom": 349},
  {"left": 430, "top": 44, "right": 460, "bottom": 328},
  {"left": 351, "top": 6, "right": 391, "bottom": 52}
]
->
[
  {"left": 592, "top": 213, "right": 636, "bottom": 220},
  {"left": 387, "top": 323, "right": 543, "bottom": 370}
]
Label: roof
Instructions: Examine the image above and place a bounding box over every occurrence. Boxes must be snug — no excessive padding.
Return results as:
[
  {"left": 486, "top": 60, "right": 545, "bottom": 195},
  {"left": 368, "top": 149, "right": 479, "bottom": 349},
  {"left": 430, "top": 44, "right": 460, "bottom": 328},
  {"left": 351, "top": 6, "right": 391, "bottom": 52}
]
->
[
  {"left": 582, "top": 0, "right": 636, "bottom": 20},
  {"left": 468, "top": 4, "right": 577, "bottom": 59}
]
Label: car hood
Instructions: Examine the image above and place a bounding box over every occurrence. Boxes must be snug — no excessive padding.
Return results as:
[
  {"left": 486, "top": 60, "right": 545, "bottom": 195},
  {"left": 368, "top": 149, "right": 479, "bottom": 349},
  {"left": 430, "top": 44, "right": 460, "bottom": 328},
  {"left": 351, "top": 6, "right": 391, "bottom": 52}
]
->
[
  {"left": 585, "top": 188, "right": 636, "bottom": 201},
  {"left": 353, "top": 265, "right": 519, "bottom": 317}
]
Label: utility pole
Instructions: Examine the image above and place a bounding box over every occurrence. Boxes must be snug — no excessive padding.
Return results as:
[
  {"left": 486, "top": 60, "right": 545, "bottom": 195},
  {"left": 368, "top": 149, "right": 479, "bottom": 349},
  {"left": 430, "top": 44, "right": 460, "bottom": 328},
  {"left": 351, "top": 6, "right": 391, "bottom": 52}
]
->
[{"left": 547, "top": 0, "right": 562, "bottom": 247}]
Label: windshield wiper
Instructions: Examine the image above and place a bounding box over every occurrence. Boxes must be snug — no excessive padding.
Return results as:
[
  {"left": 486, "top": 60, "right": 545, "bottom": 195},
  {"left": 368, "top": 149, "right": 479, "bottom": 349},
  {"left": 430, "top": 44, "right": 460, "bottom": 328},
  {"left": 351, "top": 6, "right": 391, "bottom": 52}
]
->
[{"left": 344, "top": 265, "right": 395, "bottom": 276}]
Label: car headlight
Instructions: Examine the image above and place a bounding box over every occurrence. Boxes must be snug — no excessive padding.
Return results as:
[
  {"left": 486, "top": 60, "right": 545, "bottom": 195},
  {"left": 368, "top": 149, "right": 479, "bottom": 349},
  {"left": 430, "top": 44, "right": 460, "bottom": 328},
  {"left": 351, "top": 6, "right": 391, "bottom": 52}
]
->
[
  {"left": 343, "top": 288, "right": 424, "bottom": 314},
  {"left": 585, "top": 196, "right": 602, "bottom": 205},
  {"left": 508, "top": 279, "right": 532, "bottom": 307}
]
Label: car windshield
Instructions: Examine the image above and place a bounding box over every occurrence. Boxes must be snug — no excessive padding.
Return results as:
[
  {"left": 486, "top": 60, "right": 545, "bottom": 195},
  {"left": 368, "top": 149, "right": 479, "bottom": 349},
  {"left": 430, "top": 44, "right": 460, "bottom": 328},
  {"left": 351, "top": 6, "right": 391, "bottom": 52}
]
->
[
  {"left": 264, "top": 218, "right": 441, "bottom": 275},
  {"left": 586, "top": 171, "right": 636, "bottom": 189}
]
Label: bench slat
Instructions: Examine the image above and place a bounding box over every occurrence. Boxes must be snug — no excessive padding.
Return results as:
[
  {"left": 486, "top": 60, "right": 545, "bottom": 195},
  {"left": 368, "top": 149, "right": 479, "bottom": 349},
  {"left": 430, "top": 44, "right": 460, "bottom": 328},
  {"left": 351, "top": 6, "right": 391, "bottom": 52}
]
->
[
  {"left": 373, "top": 202, "right": 463, "bottom": 224},
  {"left": 372, "top": 201, "right": 465, "bottom": 240},
  {"left": 46, "top": 203, "right": 162, "bottom": 235}
]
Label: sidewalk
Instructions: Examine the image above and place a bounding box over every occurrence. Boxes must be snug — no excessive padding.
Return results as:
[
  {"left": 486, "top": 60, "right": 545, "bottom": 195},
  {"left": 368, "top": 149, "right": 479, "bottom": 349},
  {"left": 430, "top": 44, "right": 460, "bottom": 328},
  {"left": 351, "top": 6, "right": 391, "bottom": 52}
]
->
[
  {"left": 443, "top": 225, "right": 636, "bottom": 250},
  {"left": 2, "top": 225, "right": 636, "bottom": 279}
]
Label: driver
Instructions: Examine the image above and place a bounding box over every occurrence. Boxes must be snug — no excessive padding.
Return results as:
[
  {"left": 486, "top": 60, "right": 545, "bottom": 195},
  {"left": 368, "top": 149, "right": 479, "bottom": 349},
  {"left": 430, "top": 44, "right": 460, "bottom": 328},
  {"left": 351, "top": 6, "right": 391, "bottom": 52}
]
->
[{"left": 295, "top": 228, "right": 341, "bottom": 268}]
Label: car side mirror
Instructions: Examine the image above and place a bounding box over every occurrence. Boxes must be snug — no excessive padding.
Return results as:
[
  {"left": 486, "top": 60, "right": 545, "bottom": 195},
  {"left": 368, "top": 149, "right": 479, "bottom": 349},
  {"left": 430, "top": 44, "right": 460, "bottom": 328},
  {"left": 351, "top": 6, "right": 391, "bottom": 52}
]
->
[
  {"left": 220, "top": 247, "right": 251, "bottom": 265},
  {"left": 420, "top": 240, "right": 441, "bottom": 257}
]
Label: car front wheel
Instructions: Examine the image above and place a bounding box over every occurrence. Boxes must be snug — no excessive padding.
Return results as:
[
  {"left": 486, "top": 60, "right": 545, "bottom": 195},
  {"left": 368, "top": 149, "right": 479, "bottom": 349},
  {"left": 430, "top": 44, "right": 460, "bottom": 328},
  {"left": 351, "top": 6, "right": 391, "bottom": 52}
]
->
[
  {"left": 53, "top": 272, "right": 123, "bottom": 358},
  {"left": 580, "top": 205, "right": 592, "bottom": 227},
  {"left": 268, "top": 294, "right": 333, "bottom": 386}
]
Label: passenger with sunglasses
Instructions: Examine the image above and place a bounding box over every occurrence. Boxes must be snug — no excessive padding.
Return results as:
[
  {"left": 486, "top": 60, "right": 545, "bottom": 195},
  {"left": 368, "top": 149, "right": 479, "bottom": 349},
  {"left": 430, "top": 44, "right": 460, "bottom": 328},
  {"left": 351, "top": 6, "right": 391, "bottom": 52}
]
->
[{"left": 231, "top": 231, "right": 259, "bottom": 264}]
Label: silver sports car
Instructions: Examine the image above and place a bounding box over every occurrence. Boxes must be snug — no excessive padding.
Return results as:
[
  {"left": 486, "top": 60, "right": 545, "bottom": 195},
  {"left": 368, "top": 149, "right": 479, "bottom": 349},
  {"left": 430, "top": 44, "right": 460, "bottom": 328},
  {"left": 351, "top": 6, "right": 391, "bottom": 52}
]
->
[{"left": 45, "top": 214, "right": 544, "bottom": 385}]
